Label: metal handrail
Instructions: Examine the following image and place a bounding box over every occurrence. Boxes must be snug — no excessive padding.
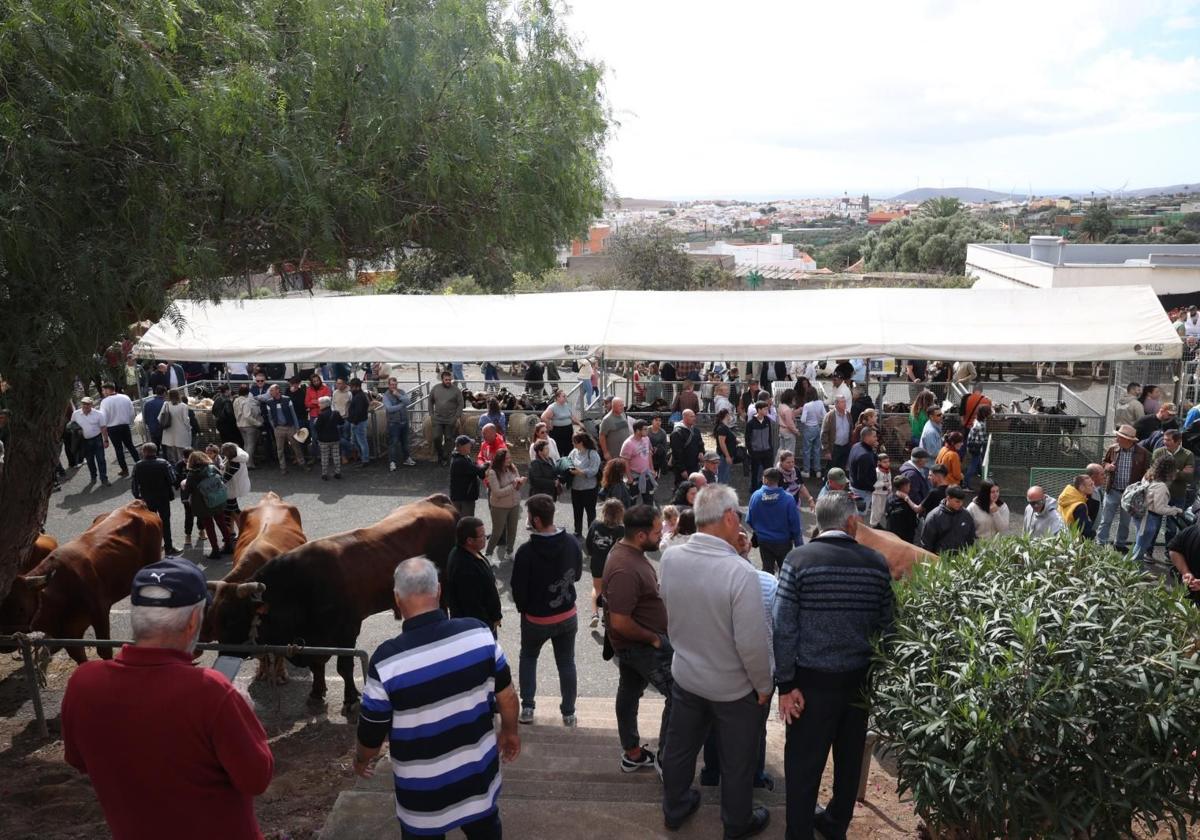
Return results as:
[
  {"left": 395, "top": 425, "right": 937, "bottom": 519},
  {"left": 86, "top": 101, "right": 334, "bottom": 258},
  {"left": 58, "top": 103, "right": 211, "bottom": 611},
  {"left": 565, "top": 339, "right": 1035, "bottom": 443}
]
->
[{"left": 2, "top": 632, "right": 369, "bottom": 738}]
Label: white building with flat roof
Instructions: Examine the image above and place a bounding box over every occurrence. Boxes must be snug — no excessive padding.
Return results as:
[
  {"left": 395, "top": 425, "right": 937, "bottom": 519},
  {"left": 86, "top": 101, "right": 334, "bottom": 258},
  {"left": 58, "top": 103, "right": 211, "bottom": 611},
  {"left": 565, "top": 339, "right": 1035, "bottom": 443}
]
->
[{"left": 966, "top": 238, "right": 1200, "bottom": 297}]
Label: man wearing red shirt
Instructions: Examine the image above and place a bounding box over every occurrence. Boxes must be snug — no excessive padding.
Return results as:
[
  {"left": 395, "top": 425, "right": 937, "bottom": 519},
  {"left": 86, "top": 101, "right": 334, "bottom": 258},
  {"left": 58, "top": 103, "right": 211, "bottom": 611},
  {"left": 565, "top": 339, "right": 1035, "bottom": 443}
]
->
[
  {"left": 477, "top": 423, "right": 508, "bottom": 466},
  {"left": 62, "top": 558, "right": 274, "bottom": 840}
]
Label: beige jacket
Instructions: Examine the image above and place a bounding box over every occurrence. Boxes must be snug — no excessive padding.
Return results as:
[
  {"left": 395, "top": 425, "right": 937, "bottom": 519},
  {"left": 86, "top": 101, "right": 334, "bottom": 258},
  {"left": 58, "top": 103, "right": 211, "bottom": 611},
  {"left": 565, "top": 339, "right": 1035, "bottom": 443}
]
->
[{"left": 486, "top": 467, "right": 522, "bottom": 509}]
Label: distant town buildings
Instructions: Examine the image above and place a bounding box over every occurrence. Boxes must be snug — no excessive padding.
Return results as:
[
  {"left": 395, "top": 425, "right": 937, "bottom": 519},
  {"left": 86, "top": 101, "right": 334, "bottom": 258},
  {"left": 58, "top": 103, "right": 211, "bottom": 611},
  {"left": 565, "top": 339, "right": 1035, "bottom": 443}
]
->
[
  {"left": 570, "top": 223, "right": 612, "bottom": 256},
  {"left": 689, "top": 236, "right": 816, "bottom": 270}
]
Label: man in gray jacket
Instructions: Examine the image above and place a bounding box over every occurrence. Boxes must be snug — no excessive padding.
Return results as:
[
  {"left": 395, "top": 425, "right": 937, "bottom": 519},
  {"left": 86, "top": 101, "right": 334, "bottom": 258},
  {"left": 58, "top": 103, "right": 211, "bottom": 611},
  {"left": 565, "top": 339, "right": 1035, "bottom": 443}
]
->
[
  {"left": 427, "top": 369, "right": 464, "bottom": 466},
  {"left": 660, "top": 484, "right": 773, "bottom": 839}
]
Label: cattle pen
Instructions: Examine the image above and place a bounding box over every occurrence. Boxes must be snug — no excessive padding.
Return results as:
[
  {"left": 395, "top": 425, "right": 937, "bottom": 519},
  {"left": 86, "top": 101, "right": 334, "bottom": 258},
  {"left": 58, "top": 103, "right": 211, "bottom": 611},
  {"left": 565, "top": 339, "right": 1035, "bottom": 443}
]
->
[{"left": 131, "top": 285, "right": 1185, "bottom": 487}]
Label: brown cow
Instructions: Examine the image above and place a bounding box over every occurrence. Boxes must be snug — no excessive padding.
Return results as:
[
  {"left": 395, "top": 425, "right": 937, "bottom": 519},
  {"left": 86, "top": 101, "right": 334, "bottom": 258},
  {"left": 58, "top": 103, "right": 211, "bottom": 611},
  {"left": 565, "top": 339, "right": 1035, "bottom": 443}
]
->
[
  {"left": 19, "top": 534, "right": 59, "bottom": 575},
  {"left": 212, "top": 494, "right": 458, "bottom": 713},
  {"left": 855, "top": 523, "right": 937, "bottom": 580},
  {"left": 202, "top": 492, "right": 306, "bottom": 683},
  {"left": 0, "top": 502, "right": 162, "bottom": 662}
]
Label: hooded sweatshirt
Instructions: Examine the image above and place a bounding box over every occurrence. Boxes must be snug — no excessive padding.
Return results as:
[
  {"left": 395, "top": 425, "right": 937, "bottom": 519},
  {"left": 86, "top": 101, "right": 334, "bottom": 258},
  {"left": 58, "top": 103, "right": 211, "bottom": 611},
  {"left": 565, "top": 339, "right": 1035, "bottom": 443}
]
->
[
  {"left": 747, "top": 484, "right": 802, "bottom": 545},
  {"left": 1023, "top": 497, "right": 1064, "bottom": 537},
  {"left": 899, "top": 459, "right": 931, "bottom": 505},
  {"left": 510, "top": 528, "right": 583, "bottom": 623},
  {"left": 1114, "top": 393, "right": 1144, "bottom": 429},
  {"left": 1057, "top": 484, "right": 1090, "bottom": 530}
]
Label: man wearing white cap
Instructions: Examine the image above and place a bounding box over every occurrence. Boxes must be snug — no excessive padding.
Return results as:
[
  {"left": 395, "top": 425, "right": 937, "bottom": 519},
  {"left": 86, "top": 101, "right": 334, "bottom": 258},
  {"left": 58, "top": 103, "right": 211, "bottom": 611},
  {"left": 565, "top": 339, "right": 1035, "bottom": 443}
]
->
[
  {"left": 71, "top": 396, "right": 110, "bottom": 486},
  {"left": 1096, "top": 424, "right": 1150, "bottom": 551}
]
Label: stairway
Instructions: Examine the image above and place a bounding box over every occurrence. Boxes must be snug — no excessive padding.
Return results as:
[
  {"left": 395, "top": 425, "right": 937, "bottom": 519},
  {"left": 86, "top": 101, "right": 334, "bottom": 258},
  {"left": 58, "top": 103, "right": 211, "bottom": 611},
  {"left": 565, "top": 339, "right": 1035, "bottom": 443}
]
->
[{"left": 319, "top": 697, "right": 913, "bottom": 839}]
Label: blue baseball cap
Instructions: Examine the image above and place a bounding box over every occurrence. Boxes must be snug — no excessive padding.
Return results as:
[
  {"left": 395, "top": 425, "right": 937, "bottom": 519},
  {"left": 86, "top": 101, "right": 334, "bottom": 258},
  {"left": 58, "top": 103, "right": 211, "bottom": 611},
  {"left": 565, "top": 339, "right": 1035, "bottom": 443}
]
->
[{"left": 131, "top": 558, "right": 212, "bottom": 608}]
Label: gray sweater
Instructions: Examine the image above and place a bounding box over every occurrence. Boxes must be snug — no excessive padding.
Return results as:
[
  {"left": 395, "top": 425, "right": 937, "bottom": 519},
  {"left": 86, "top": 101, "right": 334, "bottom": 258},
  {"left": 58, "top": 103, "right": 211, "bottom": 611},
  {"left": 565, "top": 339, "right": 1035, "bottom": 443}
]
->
[
  {"left": 429, "top": 383, "right": 464, "bottom": 424},
  {"left": 660, "top": 533, "right": 773, "bottom": 701}
]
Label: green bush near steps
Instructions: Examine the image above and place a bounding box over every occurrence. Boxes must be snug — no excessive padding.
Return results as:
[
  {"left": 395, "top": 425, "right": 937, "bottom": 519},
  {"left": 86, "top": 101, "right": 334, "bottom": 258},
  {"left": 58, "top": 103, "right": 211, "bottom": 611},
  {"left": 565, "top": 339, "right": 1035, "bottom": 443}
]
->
[{"left": 872, "top": 536, "right": 1200, "bottom": 839}]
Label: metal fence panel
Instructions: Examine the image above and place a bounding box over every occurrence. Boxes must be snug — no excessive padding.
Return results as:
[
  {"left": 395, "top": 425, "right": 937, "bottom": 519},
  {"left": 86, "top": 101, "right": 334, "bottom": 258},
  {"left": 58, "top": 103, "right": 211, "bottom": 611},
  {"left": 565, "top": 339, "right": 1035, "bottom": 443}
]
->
[{"left": 1029, "top": 467, "right": 1090, "bottom": 501}]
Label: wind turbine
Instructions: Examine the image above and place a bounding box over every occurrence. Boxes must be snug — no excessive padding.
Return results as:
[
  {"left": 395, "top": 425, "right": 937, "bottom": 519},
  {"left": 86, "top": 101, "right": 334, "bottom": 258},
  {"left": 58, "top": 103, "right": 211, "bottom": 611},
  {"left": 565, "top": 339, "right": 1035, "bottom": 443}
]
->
[{"left": 1101, "top": 180, "right": 1129, "bottom": 202}]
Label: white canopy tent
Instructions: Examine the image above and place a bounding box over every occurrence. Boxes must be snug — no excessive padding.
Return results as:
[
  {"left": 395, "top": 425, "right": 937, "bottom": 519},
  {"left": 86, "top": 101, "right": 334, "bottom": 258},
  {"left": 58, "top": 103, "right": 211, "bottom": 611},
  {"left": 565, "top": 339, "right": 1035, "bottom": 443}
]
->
[{"left": 135, "top": 286, "right": 1181, "bottom": 363}]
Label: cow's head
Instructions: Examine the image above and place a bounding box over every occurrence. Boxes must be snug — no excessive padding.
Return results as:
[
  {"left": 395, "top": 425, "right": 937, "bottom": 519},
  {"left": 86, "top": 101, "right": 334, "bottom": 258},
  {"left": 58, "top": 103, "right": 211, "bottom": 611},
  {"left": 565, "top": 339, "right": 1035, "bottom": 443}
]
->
[
  {"left": 205, "top": 582, "right": 265, "bottom": 648},
  {"left": 203, "top": 580, "right": 266, "bottom": 645},
  {"left": 0, "top": 570, "right": 54, "bottom": 638}
]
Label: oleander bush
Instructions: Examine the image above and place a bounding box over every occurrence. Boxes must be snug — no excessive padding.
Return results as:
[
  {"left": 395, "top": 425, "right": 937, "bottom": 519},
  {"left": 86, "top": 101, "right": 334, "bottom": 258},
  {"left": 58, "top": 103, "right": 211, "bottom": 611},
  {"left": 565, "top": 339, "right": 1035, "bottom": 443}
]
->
[{"left": 873, "top": 535, "right": 1200, "bottom": 839}]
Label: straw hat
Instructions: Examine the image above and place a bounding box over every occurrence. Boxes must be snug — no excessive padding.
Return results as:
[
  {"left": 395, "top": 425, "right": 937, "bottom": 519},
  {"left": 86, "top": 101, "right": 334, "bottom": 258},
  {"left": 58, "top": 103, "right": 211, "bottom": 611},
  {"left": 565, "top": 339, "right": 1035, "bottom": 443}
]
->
[
  {"left": 293, "top": 427, "right": 310, "bottom": 445},
  {"left": 1113, "top": 424, "right": 1138, "bottom": 442}
]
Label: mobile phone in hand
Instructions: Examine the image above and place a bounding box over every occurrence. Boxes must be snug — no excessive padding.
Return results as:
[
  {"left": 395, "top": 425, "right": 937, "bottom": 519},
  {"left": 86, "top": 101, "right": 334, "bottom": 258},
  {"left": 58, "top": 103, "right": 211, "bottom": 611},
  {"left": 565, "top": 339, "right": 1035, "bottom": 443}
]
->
[{"left": 213, "top": 655, "right": 244, "bottom": 682}]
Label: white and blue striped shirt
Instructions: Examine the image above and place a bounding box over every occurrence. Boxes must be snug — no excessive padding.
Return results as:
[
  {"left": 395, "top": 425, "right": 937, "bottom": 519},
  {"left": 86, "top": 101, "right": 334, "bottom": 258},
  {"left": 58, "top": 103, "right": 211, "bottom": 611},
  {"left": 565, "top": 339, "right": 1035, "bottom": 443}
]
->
[{"left": 358, "top": 610, "right": 511, "bottom": 835}]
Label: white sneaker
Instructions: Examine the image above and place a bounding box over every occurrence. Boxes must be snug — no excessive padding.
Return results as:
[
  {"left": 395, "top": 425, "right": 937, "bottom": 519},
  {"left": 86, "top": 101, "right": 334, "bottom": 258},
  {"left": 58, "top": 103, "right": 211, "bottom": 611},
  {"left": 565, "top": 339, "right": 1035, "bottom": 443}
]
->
[
  {"left": 403, "top": 458, "right": 416, "bottom": 466},
  {"left": 389, "top": 461, "right": 397, "bottom": 472}
]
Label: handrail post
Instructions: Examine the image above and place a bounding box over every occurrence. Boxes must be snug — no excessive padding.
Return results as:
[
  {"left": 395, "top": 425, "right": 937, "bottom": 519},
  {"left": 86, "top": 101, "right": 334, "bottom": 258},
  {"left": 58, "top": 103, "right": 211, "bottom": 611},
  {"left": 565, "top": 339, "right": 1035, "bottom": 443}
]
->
[{"left": 16, "top": 633, "right": 48, "bottom": 738}]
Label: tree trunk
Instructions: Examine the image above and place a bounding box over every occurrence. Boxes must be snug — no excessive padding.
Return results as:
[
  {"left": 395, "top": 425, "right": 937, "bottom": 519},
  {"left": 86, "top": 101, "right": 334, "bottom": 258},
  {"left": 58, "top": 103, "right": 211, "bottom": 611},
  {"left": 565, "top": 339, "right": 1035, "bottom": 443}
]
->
[{"left": 0, "top": 381, "right": 71, "bottom": 601}]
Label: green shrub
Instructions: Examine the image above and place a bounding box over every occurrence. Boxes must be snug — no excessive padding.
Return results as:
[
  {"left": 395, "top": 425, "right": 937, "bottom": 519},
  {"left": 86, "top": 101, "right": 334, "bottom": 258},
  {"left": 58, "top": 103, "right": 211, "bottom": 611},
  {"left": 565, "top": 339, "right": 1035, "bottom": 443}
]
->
[{"left": 873, "top": 536, "right": 1200, "bottom": 839}]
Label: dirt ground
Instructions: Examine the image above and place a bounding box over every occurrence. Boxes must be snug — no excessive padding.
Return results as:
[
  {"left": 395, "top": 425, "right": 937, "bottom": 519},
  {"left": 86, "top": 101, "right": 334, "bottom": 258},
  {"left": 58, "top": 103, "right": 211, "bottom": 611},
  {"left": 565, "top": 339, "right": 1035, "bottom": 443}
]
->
[{"left": 0, "top": 654, "right": 358, "bottom": 840}]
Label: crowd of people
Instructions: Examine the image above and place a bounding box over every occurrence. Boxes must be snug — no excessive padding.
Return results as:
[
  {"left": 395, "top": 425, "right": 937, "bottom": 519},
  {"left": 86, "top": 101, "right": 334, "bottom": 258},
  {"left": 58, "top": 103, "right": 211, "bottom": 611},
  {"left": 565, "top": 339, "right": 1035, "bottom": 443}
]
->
[{"left": 34, "top": 353, "right": 1200, "bottom": 840}]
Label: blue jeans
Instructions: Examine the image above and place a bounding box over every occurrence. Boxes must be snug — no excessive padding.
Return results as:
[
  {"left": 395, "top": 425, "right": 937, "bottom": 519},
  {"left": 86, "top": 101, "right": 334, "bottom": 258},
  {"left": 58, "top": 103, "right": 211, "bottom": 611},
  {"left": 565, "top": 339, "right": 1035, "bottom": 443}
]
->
[
  {"left": 1165, "top": 494, "right": 1188, "bottom": 544},
  {"left": 387, "top": 423, "right": 410, "bottom": 463},
  {"left": 452, "top": 363, "right": 465, "bottom": 381},
  {"left": 350, "top": 420, "right": 369, "bottom": 462},
  {"left": 582, "top": 380, "right": 596, "bottom": 404},
  {"left": 801, "top": 425, "right": 821, "bottom": 475},
  {"left": 1134, "top": 512, "right": 1163, "bottom": 562},
  {"left": 519, "top": 615, "right": 578, "bottom": 716},
  {"left": 81, "top": 435, "right": 108, "bottom": 482},
  {"left": 717, "top": 455, "right": 732, "bottom": 484},
  {"left": 1096, "top": 488, "right": 1131, "bottom": 548},
  {"left": 964, "top": 451, "right": 984, "bottom": 485}
]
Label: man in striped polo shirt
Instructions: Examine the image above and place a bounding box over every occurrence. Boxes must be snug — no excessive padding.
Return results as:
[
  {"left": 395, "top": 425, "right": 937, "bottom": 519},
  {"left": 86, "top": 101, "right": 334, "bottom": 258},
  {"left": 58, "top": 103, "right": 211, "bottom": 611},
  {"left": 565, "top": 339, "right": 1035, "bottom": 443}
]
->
[{"left": 354, "top": 556, "right": 520, "bottom": 839}]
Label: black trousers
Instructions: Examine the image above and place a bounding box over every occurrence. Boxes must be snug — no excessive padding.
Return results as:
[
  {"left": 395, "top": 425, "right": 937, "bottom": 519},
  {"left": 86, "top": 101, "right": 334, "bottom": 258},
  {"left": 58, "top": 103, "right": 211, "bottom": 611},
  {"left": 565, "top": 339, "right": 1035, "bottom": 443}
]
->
[
  {"left": 662, "top": 683, "right": 763, "bottom": 834},
  {"left": 757, "top": 540, "right": 791, "bottom": 576},
  {"left": 783, "top": 674, "right": 870, "bottom": 840},
  {"left": 108, "top": 424, "right": 140, "bottom": 471},
  {"left": 831, "top": 443, "right": 851, "bottom": 472},
  {"left": 147, "top": 500, "right": 175, "bottom": 553},
  {"left": 749, "top": 449, "right": 774, "bottom": 489},
  {"left": 400, "top": 810, "right": 501, "bottom": 840},
  {"left": 571, "top": 487, "right": 597, "bottom": 535}
]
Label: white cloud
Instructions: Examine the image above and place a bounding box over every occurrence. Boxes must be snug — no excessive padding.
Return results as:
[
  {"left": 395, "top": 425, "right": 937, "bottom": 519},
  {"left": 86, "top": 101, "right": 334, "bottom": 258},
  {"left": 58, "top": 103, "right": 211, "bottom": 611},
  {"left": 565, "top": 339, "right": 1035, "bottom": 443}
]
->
[{"left": 566, "top": 0, "right": 1200, "bottom": 197}]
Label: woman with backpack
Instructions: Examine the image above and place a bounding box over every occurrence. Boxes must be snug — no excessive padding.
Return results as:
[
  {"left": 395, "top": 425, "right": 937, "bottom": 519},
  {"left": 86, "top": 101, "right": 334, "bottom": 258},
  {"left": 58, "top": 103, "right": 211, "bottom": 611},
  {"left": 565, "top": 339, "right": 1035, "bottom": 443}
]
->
[
  {"left": 181, "top": 451, "right": 234, "bottom": 560},
  {"left": 585, "top": 498, "right": 625, "bottom": 629},
  {"left": 1131, "top": 455, "right": 1183, "bottom": 567},
  {"left": 598, "top": 457, "right": 635, "bottom": 509}
]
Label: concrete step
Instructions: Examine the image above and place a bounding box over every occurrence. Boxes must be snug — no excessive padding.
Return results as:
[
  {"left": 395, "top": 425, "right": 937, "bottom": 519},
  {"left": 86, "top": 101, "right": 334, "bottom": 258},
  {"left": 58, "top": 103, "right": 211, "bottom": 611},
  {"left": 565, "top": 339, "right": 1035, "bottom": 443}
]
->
[{"left": 320, "top": 792, "right": 791, "bottom": 839}]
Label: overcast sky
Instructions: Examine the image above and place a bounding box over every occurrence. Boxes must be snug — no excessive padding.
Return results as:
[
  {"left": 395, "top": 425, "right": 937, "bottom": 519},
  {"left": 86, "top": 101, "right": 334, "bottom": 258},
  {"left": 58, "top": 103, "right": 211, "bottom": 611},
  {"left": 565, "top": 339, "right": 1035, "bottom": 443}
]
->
[{"left": 565, "top": 0, "right": 1200, "bottom": 200}]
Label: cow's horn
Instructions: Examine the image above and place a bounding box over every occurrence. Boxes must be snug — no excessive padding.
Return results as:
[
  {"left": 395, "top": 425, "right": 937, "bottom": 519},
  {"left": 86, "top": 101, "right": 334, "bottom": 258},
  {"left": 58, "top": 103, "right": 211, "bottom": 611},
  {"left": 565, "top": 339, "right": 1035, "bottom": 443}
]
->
[
  {"left": 206, "top": 581, "right": 223, "bottom": 592},
  {"left": 235, "top": 582, "right": 266, "bottom": 599},
  {"left": 22, "top": 575, "right": 50, "bottom": 591}
]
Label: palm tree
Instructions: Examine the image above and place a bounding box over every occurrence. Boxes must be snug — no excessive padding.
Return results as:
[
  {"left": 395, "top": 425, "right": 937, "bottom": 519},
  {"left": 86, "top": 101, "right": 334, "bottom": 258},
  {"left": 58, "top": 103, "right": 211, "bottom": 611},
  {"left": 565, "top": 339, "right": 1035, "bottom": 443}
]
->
[
  {"left": 918, "top": 196, "right": 963, "bottom": 218},
  {"left": 1079, "top": 202, "right": 1114, "bottom": 242}
]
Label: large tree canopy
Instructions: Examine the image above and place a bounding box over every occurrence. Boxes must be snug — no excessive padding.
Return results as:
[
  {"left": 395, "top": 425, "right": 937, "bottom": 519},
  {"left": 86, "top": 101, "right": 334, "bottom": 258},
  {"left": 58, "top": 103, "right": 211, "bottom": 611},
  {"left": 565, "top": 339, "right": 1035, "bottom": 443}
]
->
[
  {"left": 860, "top": 212, "right": 1003, "bottom": 275},
  {"left": 0, "top": 0, "right": 608, "bottom": 596}
]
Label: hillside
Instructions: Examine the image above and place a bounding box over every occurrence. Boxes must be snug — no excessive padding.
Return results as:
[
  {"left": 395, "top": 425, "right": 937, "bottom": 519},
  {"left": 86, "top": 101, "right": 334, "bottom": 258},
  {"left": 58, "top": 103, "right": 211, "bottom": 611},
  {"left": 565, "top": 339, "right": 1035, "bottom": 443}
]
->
[
  {"left": 1122, "top": 182, "right": 1200, "bottom": 198},
  {"left": 891, "top": 187, "right": 1020, "bottom": 203}
]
